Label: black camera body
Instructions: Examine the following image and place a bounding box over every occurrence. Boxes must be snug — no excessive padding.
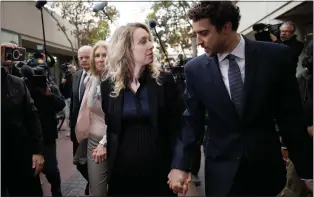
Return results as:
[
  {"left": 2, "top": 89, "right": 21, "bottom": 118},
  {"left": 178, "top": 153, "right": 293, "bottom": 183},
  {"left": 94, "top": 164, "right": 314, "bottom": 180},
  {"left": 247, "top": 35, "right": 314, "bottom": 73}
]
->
[
  {"left": 61, "top": 63, "right": 70, "bottom": 73},
  {"left": 252, "top": 23, "right": 282, "bottom": 42},
  {"left": 20, "top": 59, "right": 48, "bottom": 90}
]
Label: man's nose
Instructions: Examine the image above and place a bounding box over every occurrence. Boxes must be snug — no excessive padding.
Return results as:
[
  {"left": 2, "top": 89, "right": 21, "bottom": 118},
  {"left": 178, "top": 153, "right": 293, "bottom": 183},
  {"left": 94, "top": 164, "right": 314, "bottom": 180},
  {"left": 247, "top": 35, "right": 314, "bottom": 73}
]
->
[{"left": 196, "top": 36, "right": 203, "bottom": 46}]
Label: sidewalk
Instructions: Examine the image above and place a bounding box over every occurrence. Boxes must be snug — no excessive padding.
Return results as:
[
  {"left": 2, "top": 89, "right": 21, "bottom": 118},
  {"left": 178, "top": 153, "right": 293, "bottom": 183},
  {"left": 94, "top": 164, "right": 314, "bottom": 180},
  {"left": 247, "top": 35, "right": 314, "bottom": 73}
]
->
[
  {"left": 41, "top": 123, "right": 87, "bottom": 196},
  {"left": 41, "top": 123, "right": 206, "bottom": 196}
]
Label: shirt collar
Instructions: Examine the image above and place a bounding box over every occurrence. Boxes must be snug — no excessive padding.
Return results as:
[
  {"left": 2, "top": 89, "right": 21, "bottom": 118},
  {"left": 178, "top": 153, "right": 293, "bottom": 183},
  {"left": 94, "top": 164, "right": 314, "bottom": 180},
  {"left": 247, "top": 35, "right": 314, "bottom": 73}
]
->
[
  {"left": 217, "top": 34, "right": 245, "bottom": 63},
  {"left": 82, "top": 69, "right": 90, "bottom": 76}
]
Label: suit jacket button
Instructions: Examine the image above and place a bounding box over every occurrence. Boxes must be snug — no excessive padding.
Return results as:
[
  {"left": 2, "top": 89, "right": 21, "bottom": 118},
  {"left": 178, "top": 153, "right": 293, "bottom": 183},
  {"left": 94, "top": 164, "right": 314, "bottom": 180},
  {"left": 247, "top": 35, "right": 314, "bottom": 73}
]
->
[{"left": 236, "top": 157, "right": 240, "bottom": 160}]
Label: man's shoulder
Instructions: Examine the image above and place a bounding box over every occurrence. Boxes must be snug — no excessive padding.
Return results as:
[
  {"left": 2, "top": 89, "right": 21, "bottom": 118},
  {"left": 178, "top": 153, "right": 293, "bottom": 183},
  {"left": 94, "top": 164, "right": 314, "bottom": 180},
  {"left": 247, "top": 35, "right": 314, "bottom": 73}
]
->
[
  {"left": 251, "top": 40, "right": 290, "bottom": 55},
  {"left": 184, "top": 54, "right": 208, "bottom": 71},
  {"left": 73, "top": 69, "right": 83, "bottom": 77},
  {"left": 7, "top": 74, "right": 25, "bottom": 87}
]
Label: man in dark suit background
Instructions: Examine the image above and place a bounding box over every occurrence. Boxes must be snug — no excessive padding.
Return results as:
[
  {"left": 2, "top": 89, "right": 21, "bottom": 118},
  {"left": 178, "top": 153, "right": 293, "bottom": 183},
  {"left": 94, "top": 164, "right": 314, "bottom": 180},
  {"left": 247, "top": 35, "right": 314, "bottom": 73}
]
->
[
  {"left": 168, "top": 1, "right": 312, "bottom": 196},
  {"left": 69, "top": 45, "right": 92, "bottom": 195}
]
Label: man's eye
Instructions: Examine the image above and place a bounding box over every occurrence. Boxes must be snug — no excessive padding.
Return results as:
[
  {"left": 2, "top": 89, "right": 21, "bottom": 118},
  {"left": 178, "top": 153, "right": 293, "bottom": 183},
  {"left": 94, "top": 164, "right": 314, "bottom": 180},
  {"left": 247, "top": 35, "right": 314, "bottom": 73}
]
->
[{"left": 200, "top": 31, "right": 208, "bottom": 36}]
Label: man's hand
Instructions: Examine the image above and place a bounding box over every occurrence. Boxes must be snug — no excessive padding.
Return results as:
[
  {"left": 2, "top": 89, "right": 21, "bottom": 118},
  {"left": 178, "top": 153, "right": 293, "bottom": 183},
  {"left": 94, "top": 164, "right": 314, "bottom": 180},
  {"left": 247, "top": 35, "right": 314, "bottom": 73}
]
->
[
  {"left": 32, "top": 154, "right": 45, "bottom": 176},
  {"left": 39, "top": 86, "right": 52, "bottom": 96},
  {"left": 307, "top": 126, "right": 313, "bottom": 137},
  {"left": 168, "top": 169, "right": 191, "bottom": 194},
  {"left": 304, "top": 179, "right": 313, "bottom": 193},
  {"left": 61, "top": 78, "right": 67, "bottom": 84},
  {"left": 270, "top": 33, "right": 278, "bottom": 42}
]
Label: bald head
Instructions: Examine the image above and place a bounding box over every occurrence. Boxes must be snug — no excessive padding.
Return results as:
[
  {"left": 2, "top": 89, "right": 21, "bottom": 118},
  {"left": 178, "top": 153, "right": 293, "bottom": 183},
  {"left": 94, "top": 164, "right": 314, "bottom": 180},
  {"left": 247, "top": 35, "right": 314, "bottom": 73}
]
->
[{"left": 78, "top": 45, "right": 92, "bottom": 71}]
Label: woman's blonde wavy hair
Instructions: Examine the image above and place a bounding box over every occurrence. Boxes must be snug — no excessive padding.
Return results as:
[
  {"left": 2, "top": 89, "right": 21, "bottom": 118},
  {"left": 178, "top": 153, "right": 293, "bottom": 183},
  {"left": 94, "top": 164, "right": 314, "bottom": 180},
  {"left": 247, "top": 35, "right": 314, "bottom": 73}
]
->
[
  {"left": 103, "top": 22, "right": 161, "bottom": 97},
  {"left": 90, "top": 40, "right": 109, "bottom": 77}
]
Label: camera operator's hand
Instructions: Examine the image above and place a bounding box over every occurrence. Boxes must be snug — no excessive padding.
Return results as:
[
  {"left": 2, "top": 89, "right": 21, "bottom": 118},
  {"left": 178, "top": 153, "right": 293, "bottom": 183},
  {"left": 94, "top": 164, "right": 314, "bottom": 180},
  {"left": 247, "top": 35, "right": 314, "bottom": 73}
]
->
[
  {"left": 270, "top": 33, "right": 278, "bottom": 42},
  {"left": 61, "top": 78, "right": 67, "bottom": 84},
  {"left": 1, "top": 42, "right": 19, "bottom": 66},
  {"left": 39, "top": 86, "right": 52, "bottom": 96},
  {"left": 32, "top": 154, "right": 44, "bottom": 176}
]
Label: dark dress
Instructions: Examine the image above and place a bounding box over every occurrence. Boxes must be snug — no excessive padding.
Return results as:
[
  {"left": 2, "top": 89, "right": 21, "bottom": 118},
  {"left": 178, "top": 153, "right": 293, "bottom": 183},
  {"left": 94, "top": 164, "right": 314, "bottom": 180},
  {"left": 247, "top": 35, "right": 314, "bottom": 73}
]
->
[{"left": 108, "top": 78, "right": 175, "bottom": 196}]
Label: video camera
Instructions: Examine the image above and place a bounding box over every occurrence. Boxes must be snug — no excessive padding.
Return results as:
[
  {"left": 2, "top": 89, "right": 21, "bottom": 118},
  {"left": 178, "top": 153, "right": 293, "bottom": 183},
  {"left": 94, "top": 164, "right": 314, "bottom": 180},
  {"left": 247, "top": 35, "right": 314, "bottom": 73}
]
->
[
  {"left": 252, "top": 23, "right": 282, "bottom": 42},
  {"left": 1, "top": 45, "right": 26, "bottom": 64},
  {"left": 20, "top": 58, "right": 48, "bottom": 90},
  {"left": 61, "top": 62, "right": 70, "bottom": 73}
]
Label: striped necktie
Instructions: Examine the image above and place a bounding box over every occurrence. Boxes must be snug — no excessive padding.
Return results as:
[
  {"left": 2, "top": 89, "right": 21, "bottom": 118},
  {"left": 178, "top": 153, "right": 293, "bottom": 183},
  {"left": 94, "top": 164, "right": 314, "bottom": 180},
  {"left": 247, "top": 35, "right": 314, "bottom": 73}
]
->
[{"left": 227, "top": 54, "right": 244, "bottom": 116}]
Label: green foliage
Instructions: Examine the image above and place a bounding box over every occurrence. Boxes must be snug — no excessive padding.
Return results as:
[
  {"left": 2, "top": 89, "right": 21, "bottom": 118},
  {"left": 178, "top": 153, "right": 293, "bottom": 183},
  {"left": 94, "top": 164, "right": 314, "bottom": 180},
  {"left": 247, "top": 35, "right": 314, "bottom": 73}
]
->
[
  {"left": 147, "top": 1, "right": 193, "bottom": 59},
  {"left": 49, "top": 1, "right": 119, "bottom": 47}
]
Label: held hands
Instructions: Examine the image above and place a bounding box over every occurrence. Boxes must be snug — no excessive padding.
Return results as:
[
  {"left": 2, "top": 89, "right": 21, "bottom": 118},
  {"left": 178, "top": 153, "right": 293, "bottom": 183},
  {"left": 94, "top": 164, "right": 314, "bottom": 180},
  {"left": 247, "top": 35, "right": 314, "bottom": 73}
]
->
[
  {"left": 32, "top": 154, "right": 45, "bottom": 176},
  {"left": 92, "top": 144, "right": 107, "bottom": 163},
  {"left": 168, "top": 169, "right": 191, "bottom": 194},
  {"left": 307, "top": 126, "right": 313, "bottom": 137},
  {"left": 304, "top": 179, "right": 313, "bottom": 193}
]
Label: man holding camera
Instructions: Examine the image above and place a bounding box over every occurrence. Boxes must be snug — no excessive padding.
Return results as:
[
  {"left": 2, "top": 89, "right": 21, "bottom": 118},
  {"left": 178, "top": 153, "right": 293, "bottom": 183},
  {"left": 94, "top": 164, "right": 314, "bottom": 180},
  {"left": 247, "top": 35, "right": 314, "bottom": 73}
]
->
[
  {"left": 1, "top": 42, "right": 45, "bottom": 196},
  {"left": 24, "top": 58, "right": 66, "bottom": 196},
  {"left": 271, "top": 21, "right": 304, "bottom": 71}
]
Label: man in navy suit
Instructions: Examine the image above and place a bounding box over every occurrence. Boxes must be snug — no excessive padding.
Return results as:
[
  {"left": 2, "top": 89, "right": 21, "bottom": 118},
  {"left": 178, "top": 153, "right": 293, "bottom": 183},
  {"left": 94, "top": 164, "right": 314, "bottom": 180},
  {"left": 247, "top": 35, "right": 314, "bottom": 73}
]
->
[{"left": 168, "top": 1, "right": 312, "bottom": 196}]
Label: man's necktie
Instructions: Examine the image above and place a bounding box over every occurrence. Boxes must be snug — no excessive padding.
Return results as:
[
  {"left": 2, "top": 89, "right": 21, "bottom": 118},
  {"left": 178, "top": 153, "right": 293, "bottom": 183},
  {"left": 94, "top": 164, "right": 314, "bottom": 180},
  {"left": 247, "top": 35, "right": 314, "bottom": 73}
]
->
[
  {"left": 79, "top": 73, "right": 87, "bottom": 101},
  {"left": 227, "top": 54, "right": 244, "bottom": 116}
]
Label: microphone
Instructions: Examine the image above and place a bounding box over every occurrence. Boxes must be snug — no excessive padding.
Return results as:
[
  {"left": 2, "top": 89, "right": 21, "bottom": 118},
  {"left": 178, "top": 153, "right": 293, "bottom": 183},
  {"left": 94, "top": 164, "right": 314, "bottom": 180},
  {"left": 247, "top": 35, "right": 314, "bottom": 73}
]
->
[
  {"left": 148, "top": 19, "right": 172, "bottom": 68},
  {"left": 36, "top": 0, "right": 47, "bottom": 9},
  {"left": 148, "top": 20, "right": 157, "bottom": 29},
  {"left": 93, "top": 2, "right": 108, "bottom": 12}
]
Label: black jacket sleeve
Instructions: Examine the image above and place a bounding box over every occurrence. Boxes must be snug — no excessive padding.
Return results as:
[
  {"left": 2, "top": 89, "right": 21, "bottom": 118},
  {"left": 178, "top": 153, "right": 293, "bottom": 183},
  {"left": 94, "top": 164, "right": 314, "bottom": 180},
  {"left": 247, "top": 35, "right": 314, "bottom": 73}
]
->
[
  {"left": 274, "top": 47, "right": 313, "bottom": 179},
  {"left": 47, "top": 84, "right": 66, "bottom": 113},
  {"left": 23, "top": 82, "right": 44, "bottom": 155}
]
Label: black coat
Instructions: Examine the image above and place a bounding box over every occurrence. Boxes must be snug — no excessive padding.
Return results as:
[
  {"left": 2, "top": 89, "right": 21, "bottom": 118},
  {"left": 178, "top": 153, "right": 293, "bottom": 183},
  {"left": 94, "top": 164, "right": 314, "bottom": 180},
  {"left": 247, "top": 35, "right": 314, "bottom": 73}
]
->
[
  {"left": 1, "top": 67, "right": 44, "bottom": 158},
  {"left": 100, "top": 71, "right": 184, "bottom": 181}
]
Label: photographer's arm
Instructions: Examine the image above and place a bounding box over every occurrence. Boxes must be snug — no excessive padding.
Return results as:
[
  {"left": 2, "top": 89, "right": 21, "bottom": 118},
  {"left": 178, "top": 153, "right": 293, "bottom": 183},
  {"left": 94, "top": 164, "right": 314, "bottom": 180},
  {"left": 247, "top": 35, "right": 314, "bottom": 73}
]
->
[
  {"left": 45, "top": 85, "right": 66, "bottom": 112},
  {"left": 46, "top": 52, "right": 55, "bottom": 68},
  {"left": 23, "top": 82, "right": 44, "bottom": 155}
]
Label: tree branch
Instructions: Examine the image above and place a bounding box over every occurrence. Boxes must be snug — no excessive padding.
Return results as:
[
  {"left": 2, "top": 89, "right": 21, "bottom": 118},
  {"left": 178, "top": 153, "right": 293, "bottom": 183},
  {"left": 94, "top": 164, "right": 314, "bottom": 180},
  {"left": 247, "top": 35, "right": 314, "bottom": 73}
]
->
[{"left": 44, "top": 7, "right": 76, "bottom": 63}]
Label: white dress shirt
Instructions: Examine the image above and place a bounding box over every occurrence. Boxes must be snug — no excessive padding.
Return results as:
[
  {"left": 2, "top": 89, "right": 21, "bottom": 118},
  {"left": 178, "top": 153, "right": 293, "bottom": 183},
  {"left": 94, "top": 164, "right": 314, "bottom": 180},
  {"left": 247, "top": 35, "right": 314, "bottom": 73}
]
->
[
  {"left": 79, "top": 70, "right": 91, "bottom": 98},
  {"left": 217, "top": 35, "right": 246, "bottom": 97}
]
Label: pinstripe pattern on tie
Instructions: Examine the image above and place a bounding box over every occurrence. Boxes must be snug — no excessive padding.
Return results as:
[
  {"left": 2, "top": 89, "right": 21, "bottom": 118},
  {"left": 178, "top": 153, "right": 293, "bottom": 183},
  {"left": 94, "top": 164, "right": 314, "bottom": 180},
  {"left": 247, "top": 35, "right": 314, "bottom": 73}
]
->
[{"left": 227, "top": 54, "right": 244, "bottom": 116}]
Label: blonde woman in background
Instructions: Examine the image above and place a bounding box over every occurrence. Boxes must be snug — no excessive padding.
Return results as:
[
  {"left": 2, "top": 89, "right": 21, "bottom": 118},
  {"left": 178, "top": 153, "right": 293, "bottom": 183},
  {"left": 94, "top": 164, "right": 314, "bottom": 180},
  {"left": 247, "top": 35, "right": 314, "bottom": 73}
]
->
[
  {"left": 100, "top": 23, "right": 184, "bottom": 196},
  {"left": 76, "top": 41, "right": 108, "bottom": 196}
]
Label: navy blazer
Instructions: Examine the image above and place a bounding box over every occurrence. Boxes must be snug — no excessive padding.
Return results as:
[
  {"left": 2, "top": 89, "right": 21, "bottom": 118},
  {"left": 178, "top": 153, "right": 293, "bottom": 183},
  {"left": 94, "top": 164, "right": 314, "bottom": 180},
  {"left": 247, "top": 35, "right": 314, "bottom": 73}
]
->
[{"left": 172, "top": 38, "right": 312, "bottom": 195}]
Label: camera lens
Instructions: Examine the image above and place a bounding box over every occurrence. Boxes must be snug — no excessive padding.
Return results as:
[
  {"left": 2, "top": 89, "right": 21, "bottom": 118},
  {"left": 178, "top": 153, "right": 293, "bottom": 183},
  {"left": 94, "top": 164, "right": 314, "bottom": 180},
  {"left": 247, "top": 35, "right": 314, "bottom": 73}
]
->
[{"left": 12, "top": 50, "right": 20, "bottom": 60}]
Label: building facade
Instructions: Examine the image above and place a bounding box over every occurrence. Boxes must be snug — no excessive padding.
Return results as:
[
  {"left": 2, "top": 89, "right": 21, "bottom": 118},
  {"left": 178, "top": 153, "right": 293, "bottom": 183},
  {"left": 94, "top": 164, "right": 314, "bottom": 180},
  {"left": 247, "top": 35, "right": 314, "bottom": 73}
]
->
[
  {"left": 1, "top": 1, "right": 79, "bottom": 84},
  {"left": 237, "top": 0, "right": 313, "bottom": 75}
]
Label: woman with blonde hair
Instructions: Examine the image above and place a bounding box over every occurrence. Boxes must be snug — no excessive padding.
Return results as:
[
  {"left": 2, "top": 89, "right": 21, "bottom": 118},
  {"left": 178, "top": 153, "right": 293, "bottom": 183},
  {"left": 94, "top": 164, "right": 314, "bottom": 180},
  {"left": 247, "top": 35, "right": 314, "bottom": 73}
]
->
[
  {"left": 100, "top": 23, "right": 184, "bottom": 196},
  {"left": 76, "top": 40, "right": 108, "bottom": 196}
]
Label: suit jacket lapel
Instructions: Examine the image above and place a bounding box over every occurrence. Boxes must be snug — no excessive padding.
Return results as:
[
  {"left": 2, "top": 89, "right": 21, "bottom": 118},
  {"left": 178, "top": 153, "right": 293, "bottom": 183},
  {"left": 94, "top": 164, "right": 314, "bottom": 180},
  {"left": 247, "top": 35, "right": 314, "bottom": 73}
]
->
[
  {"left": 75, "top": 70, "right": 83, "bottom": 99},
  {"left": 206, "top": 56, "right": 239, "bottom": 121},
  {"left": 243, "top": 38, "right": 258, "bottom": 115}
]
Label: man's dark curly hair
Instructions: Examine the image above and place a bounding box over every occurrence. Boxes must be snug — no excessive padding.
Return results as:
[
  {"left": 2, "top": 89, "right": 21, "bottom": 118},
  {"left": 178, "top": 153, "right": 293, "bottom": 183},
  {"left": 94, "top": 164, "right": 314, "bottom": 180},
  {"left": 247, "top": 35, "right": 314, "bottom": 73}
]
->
[{"left": 188, "top": 1, "right": 241, "bottom": 32}]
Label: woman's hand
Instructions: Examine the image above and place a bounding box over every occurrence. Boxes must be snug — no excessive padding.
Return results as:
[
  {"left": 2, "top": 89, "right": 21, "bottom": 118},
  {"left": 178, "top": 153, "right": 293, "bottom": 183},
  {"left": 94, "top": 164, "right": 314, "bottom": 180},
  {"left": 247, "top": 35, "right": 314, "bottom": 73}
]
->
[{"left": 92, "top": 144, "right": 107, "bottom": 163}]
